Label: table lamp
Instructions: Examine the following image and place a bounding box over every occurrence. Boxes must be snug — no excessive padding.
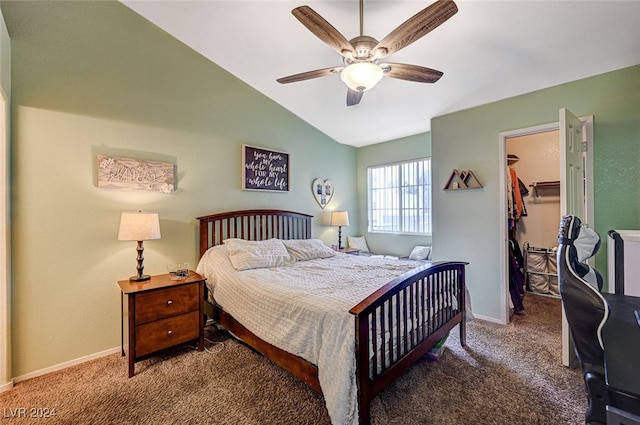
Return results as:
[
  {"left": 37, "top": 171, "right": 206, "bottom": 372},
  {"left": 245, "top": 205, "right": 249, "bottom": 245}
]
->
[
  {"left": 118, "top": 211, "right": 161, "bottom": 282},
  {"left": 330, "top": 210, "right": 350, "bottom": 250}
]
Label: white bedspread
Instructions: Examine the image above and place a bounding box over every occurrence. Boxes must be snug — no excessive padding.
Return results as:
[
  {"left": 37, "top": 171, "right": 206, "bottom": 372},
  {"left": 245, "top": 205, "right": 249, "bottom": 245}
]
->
[{"left": 196, "top": 246, "right": 427, "bottom": 425}]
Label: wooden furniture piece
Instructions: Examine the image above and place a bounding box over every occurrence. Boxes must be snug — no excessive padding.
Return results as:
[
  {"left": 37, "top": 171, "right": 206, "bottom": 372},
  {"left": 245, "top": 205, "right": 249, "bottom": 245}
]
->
[
  {"left": 197, "top": 209, "right": 467, "bottom": 425},
  {"left": 339, "top": 247, "right": 360, "bottom": 255},
  {"left": 118, "top": 271, "right": 205, "bottom": 377}
]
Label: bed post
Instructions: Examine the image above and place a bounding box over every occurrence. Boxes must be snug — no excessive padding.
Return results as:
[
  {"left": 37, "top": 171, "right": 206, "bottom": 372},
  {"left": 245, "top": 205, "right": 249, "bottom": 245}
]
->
[
  {"left": 354, "top": 313, "right": 371, "bottom": 425},
  {"left": 359, "top": 399, "right": 370, "bottom": 425},
  {"left": 459, "top": 263, "right": 467, "bottom": 346},
  {"left": 199, "top": 218, "right": 210, "bottom": 257}
]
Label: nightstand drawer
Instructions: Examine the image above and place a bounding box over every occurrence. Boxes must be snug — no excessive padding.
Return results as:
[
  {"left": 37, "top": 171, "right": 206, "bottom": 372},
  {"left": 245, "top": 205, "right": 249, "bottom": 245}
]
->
[
  {"left": 135, "top": 284, "right": 199, "bottom": 324},
  {"left": 135, "top": 310, "right": 200, "bottom": 357}
]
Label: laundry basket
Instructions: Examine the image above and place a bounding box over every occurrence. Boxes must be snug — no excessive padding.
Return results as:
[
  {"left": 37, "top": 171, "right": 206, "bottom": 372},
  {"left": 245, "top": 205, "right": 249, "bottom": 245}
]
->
[{"left": 523, "top": 242, "right": 559, "bottom": 295}]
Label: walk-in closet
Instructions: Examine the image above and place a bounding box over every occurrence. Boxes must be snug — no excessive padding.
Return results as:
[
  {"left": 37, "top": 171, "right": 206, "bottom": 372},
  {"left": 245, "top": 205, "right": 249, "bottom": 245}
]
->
[{"left": 507, "top": 130, "right": 560, "bottom": 315}]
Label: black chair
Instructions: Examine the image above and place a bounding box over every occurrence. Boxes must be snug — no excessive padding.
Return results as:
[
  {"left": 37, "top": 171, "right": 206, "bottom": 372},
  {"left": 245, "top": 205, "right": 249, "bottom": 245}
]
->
[{"left": 557, "top": 214, "right": 608, "bottom": 424}]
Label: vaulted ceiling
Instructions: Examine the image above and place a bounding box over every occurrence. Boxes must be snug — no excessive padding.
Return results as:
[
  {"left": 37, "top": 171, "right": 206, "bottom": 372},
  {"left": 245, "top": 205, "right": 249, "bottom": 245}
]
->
[{"left": 121, "top": 1, "right": 640, "bottom": 147}]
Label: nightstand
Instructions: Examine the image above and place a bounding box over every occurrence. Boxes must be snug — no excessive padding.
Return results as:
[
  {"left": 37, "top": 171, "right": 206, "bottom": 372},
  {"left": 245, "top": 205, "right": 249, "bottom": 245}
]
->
[
  {"left": 118, "top": 271, "right": 205, "bottom": 377},
  {"left": 339, "top": 248, "right": 360, "bottom": 255}
]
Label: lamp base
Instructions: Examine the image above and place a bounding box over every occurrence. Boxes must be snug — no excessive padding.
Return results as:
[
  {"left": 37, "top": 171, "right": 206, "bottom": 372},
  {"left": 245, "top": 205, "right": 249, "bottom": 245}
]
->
[{"left": 129, "top": 274, "right": 151, "bottom": 282}]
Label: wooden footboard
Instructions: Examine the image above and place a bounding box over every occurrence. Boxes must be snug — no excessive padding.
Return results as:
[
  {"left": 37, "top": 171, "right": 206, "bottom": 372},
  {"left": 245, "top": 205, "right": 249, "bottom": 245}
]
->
[
  {"left": 350, "top": 261, "right": 467, "bottom": 425},
  {"left": 204, "top": 260, "right": 466, "bottom": 425}
]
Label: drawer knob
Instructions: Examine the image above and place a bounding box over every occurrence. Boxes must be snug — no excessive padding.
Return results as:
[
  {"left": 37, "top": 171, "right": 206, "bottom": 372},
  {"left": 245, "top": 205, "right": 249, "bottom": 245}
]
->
[
  {"left": 167, "top": 300, "right": 173, "bottom": 305},
  {"left": 167, "top": 330, "right": 173, "bottom": 336}
]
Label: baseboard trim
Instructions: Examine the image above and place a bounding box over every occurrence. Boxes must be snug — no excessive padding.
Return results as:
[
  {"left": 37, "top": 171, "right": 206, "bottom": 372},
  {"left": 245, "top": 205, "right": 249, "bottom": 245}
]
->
[
  {"left": 0, "top": 380, "right": 13, "bottom": 393},
  {"left": 13, "top": 346, "right": 121, "bottom": 384},
  {"left": 473, "top": 313, "right": 507, "bottom": 325}
]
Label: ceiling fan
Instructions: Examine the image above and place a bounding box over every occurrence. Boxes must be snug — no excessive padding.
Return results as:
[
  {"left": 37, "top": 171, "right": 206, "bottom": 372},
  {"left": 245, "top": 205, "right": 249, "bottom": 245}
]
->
[{"left": 276, "top": 0, "right": 458, "bottom": 106}]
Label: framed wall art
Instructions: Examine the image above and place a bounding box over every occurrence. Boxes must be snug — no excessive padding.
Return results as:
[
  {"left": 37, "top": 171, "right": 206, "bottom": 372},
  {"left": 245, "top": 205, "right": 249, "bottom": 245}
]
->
[{"left": 242, "top": 145, "right": 289, "bottom": 192}]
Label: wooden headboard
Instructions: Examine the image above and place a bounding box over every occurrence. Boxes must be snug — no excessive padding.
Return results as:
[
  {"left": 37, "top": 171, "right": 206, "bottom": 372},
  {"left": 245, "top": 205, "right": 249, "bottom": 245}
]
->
[{"left": 197, "top": 209, "right": 313, "bottom": 257}]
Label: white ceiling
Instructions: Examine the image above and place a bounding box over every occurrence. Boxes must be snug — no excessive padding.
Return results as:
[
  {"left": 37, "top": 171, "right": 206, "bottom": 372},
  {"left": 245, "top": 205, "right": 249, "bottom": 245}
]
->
[{"left": 122, "top": 0, "right": 640, "bottom": 147}]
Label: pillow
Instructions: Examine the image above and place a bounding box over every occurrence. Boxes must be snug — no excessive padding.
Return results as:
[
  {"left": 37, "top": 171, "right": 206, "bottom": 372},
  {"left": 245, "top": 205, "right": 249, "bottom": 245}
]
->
[
  {"left": 409, "top": 245, "right": 431, "bottom": 261},
  {"left": 195, "top": 245, "right": 232, "bottom": 287},
  {"left": 223, "top": 238, "right": 292, "bottom": 271},
  {"left": 282, "top": 239, "right": 337, "bottom": 261},
  {"left": 347, "top": 236, "right": 370, "bottom": 253}
]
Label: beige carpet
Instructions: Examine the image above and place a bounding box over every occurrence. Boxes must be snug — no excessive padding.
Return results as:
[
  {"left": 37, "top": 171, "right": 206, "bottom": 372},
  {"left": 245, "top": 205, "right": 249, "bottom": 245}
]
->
[{"left": 1, "top": 295, "right": 587, "bottom": 424}]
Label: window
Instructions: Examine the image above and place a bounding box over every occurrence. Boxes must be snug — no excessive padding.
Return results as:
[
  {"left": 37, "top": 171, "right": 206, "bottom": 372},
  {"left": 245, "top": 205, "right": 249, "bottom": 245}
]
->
[{"left": 368, "top": 158, "right": 431, "bottom": 234}]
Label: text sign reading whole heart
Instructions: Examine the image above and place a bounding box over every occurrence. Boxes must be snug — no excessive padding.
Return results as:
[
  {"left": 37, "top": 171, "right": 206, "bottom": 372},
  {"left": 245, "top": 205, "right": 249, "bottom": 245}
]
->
[{"left": 312, "top": 178, "right": 334, "bottom": 209}]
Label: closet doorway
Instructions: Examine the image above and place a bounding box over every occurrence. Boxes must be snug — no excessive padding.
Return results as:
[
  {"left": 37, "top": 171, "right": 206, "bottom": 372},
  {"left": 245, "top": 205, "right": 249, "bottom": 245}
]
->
[
  {"left": 500, "top": 112, "right": 594, "bottom": 367},
  {"left": 508, "top": 130, "right": 560, "bottom": 302}
]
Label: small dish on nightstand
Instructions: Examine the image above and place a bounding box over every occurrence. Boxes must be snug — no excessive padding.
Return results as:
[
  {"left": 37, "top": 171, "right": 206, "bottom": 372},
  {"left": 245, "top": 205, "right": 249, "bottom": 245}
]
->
[{"left": 167, "top": 263, "right": 190, "bottom": 280}]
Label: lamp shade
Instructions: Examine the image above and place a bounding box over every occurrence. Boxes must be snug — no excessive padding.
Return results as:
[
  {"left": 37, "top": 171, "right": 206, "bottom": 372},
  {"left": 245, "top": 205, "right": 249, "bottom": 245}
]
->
[
  {"left": 340, "top": 62, "right": 383, "bottom": 92},
  {"left": 330, "top": 211, "right": 350, "bottom": 227},
  {"left": 118, "top": 211, "right": 161, "bottom": 241}
]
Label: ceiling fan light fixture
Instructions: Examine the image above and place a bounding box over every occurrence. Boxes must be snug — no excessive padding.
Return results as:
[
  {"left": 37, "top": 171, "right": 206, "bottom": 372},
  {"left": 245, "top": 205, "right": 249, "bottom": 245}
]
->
[
  {"left": 340, "top": 62, "right": 383, "bottom": 92},
  {"left": 280, "top": 1, "right": 458, "bottom": 104}
]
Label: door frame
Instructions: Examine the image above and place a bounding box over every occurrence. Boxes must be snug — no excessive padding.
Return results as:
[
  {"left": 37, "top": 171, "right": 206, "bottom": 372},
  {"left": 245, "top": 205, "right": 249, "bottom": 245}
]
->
[
  {"left": 0, "top": 87, "right": 10, "bottom": 392},
  {"left": 498, "top": 116, "right": 594, "bottom": 326}
]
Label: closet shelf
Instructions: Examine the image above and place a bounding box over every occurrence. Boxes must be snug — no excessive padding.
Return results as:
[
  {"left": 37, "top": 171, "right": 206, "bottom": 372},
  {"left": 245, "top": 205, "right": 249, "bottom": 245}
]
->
[
  {"left": 507, "top": 154, "right": 520, "bottom": 165},
  {"left": 529, "top": 181, "right": 560, "bottom": 198},
  {"left": 529, "top": 181, "right": 560, "bottom": 188}
]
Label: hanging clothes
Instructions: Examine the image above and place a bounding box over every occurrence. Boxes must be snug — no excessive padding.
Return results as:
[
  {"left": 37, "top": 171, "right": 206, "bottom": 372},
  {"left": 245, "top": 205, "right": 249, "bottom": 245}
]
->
[
  {"left": 509, "top": 240, "right": 525, "bottom": 313},
  {"left": 510, "top": 167, "right": 524, "bottom": 217},
  {"left": 507, "top": 168, "right": 515, "bottom": 228},
  {"left": 518, "top": 179, "right": 529, "bottom": 217},
  {"left": 507, "top": 166, "right": 529, "bottom": 231}
]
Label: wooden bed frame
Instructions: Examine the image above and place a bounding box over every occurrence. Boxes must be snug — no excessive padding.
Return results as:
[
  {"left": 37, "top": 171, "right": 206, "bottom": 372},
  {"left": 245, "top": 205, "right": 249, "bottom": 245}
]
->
[{"left": 197, "top": 209, "right": 467, "bottom": 424}]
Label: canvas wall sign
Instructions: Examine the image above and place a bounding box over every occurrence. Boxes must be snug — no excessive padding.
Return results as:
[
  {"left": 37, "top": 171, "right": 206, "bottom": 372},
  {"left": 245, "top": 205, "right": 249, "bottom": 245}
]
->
[{"left": 97, "top": 155, "right": 174, "bottom": 193}]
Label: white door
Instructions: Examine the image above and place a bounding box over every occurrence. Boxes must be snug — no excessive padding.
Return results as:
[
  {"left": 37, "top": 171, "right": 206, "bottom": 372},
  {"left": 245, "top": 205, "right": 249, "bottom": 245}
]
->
[
  {"left": 0, "top": 90, "right": 9, "bottom": 391},
  {"left": 560, "top": 107, "right": 586, "bottom": 219},
  {"left": 559, "top": 107, "right": 589, "bottom": 367}
]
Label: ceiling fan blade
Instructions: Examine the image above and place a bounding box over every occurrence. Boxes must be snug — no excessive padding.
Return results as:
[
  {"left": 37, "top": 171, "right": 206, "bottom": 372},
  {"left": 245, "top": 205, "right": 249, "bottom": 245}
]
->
[
  {"left": 277, "top": 67, "right": 343, "bottom": 84},
  {"left": 382, "top": 63, "right": 443, "bottom": 83},
  {"left": 347, "top": 89, "right": 363, "bottom": 106},
  {"left": 373, "top": 0, "right": 458, "bottom": 59},
  {"left": 292, "top": 6, "right": 356, "bottom": 58}
]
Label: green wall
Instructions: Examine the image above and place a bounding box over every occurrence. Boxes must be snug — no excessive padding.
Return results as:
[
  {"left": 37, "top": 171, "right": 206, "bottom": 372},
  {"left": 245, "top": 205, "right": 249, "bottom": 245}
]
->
[
  {"left": 356, "top": 132, "right": 432, "bottom": 256},
  {"left": 3, "top": 0, "right": 640, "bottom": 378},
  {"left": 432, "top": 64, "right": 640, "bottom": 322},
  {"left": 3, "top": 1, "right": 357, "bottom": 377}
]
